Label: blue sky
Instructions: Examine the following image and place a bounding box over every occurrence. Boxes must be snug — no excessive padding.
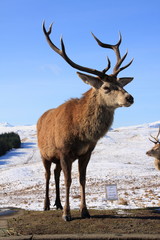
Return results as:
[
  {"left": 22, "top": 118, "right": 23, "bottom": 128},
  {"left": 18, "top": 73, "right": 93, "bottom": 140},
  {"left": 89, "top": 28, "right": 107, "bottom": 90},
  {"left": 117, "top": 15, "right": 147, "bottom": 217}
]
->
[{"left": 0, "top": 0, "right": 160, "bottom": 128}]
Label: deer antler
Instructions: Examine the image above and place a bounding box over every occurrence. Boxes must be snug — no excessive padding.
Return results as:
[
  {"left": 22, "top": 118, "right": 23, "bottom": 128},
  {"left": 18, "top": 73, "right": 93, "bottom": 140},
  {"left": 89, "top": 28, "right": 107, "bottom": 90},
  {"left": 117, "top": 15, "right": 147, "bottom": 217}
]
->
[
  {"left": 43, "top": 22, "right": 106, "bottom": 78},
  {"left": 149, "top": 127, "right": 160, "bottom": 144},
  {"left": 43, "top": 22, "right": 133, "bottom": 80},
  {"left": 91, "top": 32, "right": 134, "bottom": 77}
]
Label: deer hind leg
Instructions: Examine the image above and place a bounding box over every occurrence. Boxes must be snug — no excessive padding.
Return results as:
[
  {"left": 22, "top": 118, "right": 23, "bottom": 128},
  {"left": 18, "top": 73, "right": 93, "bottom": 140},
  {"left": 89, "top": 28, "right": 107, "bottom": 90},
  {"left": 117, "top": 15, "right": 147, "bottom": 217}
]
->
[
  {"left": 60, "top": 154, "right": 72, "bottom": 221},
  {"left": 43, "top": 158, "right": 52, "bottom": 211},
  {"left": 78, "top": 153, "right": 91, "bottom": 219},
  {"left": 54, "top": 162, "right": 63, "bottom": 210}
]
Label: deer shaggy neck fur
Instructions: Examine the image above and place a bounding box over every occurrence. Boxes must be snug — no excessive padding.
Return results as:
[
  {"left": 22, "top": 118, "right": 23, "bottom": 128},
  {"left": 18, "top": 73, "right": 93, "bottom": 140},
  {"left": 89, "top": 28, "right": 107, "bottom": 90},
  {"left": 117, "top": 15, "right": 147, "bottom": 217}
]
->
[{"left": 79, "top": 89, "right": 114, "bottom": 140}]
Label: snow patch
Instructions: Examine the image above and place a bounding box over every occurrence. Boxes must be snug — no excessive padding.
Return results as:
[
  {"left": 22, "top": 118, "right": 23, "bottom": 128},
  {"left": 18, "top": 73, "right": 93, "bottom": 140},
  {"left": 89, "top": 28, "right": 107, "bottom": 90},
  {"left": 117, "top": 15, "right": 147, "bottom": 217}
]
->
[{"left": 0, "top": 121, "right": 160, "bottom": 211}]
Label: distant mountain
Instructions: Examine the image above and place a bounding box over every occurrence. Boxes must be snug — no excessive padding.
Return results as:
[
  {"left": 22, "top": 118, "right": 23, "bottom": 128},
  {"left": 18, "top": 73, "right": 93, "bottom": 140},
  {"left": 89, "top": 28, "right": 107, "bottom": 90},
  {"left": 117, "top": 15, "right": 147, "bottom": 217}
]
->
[{"left": 0, "top": 122, "right": 13, "bottom": 127}]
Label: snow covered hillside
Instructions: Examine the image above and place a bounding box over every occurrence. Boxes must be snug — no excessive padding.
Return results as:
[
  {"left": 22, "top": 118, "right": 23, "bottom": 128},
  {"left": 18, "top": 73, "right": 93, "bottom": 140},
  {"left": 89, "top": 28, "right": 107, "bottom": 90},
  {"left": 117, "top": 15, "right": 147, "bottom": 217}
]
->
[{"left": 0, "top": 122, "right": 160, "bottom": 211}]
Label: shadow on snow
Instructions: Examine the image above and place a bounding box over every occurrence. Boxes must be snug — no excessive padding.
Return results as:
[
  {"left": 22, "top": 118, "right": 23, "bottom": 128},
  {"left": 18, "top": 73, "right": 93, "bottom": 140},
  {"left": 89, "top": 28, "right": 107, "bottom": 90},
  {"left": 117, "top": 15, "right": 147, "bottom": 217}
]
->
[{"left": 0, "top": 142, "right": 36, "bottom": 166}]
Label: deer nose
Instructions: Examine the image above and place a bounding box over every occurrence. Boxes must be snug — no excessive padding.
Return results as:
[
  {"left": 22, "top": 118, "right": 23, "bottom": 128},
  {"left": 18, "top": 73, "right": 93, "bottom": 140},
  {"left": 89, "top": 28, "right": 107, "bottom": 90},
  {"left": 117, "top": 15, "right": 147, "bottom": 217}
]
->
[
  {"left": 146, "top": 151, "right": 149, "bottom": 155},
  {"left": 146, "top": 150, "right": 152, "bottom": 156},
  {"left": 126, "top": 95, "right": 134, "bottom": 104}
]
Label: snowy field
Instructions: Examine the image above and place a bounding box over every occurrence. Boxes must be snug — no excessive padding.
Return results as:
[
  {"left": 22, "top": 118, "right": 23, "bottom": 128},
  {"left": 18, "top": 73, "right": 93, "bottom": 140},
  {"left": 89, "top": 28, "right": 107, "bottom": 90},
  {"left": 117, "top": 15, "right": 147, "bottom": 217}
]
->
[{"left": 0, "top": 121, "right": 160, "bottom": 211}]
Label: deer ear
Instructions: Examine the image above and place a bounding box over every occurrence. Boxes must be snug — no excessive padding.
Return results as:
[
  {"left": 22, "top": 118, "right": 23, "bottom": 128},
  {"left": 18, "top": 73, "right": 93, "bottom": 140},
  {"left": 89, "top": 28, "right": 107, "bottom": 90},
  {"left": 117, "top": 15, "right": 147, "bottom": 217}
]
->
[
  {"left": 118, "top": 77, "right": 134, "bottom": 87},
  {"left": 77, "top": 72, "right": 103, "bottom": 89}
]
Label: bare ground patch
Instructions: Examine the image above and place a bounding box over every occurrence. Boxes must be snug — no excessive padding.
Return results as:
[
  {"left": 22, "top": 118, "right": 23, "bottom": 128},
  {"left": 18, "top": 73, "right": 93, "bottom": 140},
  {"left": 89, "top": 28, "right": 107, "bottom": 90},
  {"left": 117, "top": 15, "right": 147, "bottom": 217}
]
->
[{"left": 5, "top": 208, "right": 160, "bottom": 237}]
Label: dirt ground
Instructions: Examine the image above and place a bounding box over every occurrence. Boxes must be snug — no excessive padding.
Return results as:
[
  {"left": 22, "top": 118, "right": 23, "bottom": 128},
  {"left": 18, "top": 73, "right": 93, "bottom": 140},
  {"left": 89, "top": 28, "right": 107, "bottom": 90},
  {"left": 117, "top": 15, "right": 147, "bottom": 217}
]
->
[{"left": 0, "top": 207, "right": 159, "bottom": 238}]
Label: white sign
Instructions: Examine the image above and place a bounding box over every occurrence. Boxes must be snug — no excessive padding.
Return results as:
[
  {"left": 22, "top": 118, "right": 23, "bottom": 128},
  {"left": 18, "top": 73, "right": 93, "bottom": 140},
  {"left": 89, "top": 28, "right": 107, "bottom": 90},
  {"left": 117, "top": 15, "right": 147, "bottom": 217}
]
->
[{"left": 106, "top": 184, "right": 118, "bottom": 201}]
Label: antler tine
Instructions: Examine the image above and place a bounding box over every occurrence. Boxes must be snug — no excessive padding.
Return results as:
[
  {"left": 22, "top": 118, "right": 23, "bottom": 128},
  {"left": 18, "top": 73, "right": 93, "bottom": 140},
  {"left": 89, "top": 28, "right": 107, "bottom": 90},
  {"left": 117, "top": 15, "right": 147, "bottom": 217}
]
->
[
  {"left": 91, "top": 32, "right": 122, "bottom": 52},
  {"left": 153, "top": 127, "right": 160, "bottom": 143},
  {"left": 156, "top": 126, "right": 160, "bottom": 140},
  {"left": 149, "top": 136, "right": 158, "bottom": 144},
  {"left": 114, "top": 58, "right": 134, "bottom": 76},
  {"left": 43, "top": 22, "right": 105, "bottom": 78},
  {"left": 102, "top": 57, "right": 111, "bottom": 74},
  {"left": 42, "top": 21, "right": 62, "bottom": 56},
  {"left": 91, "top": 32, "right": 119, "bottom": 74},
  {"left": 91, "top": 32, "right": 133, "bottom": 77},
  {"left": 149, "top": 127, "right": 160, "bottom": 144}
]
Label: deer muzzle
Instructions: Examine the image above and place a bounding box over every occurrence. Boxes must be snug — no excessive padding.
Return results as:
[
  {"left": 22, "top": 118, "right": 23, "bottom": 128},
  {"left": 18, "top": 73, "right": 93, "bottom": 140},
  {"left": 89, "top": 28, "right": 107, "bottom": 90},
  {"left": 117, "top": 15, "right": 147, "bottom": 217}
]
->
[
  {"left": 122, "top": 94, "right": 134, "bottom": 107},
  {"left": 126, "top": 95, "right": 134, "bottom": 105},
  {"left": 146, "top": 150, "right": 152, "bottom": 156}
]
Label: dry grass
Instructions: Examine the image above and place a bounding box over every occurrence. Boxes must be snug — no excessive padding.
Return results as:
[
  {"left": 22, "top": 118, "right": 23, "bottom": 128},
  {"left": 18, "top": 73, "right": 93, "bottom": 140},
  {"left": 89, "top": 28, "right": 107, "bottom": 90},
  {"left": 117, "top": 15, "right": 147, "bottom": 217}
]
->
[{"left": 118, "top": 198, "right": 128, "bottom": 205}]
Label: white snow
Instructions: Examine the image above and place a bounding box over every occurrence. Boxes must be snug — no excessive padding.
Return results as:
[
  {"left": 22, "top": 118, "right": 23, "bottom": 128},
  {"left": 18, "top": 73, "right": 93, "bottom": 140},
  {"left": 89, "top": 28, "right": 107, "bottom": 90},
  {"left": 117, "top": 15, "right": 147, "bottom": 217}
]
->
[{"left": 0, "top": 121, "right": 160, "bottom": 211}]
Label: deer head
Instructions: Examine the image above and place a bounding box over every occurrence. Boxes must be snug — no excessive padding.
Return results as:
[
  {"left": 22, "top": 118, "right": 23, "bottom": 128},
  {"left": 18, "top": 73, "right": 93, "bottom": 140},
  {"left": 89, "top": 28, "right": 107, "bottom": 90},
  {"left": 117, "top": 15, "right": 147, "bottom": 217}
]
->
[
  {"left": 146, "top": 127, "right": 160, "bottom": 160},
  {"left": 43, "top": 22, "right": 134, "bottom": 109}
]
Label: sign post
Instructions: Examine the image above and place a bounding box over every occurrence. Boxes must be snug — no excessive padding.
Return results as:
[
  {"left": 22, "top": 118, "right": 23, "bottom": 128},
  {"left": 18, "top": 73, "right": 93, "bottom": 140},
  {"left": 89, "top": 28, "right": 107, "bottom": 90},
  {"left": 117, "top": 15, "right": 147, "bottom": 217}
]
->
[{"left": 106, "top": 184, "right": 118, "bottom": 201}]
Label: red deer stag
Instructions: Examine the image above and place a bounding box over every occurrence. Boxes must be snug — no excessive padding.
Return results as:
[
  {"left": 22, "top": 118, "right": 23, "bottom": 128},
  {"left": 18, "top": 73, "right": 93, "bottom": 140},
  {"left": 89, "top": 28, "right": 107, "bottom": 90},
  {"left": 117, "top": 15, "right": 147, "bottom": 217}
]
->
[
  {"left": 146, "top": 127, "right": 160, "bottom": 170},
  {"left": 37, "top": 22, "right": 134, "bottom": 221}
]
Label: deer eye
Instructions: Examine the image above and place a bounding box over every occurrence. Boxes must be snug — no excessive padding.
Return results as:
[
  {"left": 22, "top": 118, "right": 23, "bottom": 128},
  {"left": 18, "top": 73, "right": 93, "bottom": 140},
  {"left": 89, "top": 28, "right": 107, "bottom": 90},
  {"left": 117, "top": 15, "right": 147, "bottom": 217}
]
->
[{"left": 103, "top": 86, "right": 111, "bottom": 93}]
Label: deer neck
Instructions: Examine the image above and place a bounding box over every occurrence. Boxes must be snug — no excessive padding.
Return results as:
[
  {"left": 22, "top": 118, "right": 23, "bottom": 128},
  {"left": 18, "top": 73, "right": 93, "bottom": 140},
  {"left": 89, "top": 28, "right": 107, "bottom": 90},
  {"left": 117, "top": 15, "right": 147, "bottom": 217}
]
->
[
  {"left": 154, "top": 158, "right": 160, "bottom": 170},
  {"left": 79, "top": 89, "right": 114, "bottom": 141}
]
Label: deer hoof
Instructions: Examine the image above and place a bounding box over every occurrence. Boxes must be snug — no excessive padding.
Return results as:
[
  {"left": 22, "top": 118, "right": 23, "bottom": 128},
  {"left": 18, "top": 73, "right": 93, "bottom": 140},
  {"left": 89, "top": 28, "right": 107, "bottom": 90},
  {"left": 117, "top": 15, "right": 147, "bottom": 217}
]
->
[
  {"left": 44, "top": 199, "right": 50, "bottom": 211},
  {"left": 62, "top": 215, "right": 72, "bottom": 221},
  {"left": 54, "top": 201, "right": 63, "bottom": 210},
  {"left": 81, "top": 208, "right": 90, "bottom": 219},
  {"left": 56, "top": 205, "right": 63, "bottom": 210},
  {"left": 44, "top": 205, "right": 50, "bottom": 211}
]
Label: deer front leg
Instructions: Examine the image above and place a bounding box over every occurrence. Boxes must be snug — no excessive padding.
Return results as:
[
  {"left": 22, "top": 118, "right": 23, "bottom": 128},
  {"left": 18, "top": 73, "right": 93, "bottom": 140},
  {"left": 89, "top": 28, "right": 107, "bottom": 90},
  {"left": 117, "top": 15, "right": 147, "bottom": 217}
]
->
[
  {"left": 60, "top": 155, "right": 72, "bottom": 221},
  {"left": 54, "top": 163, "right": 63, "bottom": 210},
  {"left": 43, "top": 158, "right": 51, "bottom": 211},
  {"left": 78, "top": 153, "right": 91, "bottom": 219}
]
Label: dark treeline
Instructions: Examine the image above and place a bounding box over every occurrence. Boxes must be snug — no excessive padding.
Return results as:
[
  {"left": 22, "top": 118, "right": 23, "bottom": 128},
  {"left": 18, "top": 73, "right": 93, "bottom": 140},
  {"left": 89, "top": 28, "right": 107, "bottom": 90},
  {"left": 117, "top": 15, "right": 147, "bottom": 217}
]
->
[{"left": 0, "top": 132, "right": 21, "bottom": 156}]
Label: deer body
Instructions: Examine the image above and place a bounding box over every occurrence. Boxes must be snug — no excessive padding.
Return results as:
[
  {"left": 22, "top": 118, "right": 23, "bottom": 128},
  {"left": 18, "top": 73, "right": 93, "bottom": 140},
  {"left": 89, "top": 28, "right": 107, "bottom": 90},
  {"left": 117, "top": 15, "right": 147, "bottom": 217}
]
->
[
  {"left": 146, "top": 128, "right": 160, "bottom": 170},
  {"left": 38, "top": 89, "right": 114, "bottom": 159},
  {"left": 37, "top": 22, "right": 134, "bottom": 221}
]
